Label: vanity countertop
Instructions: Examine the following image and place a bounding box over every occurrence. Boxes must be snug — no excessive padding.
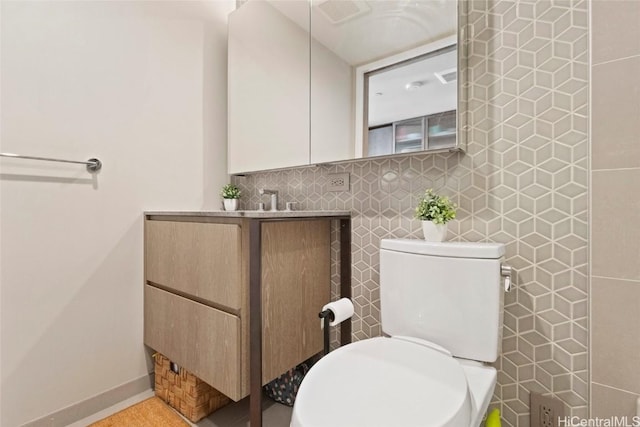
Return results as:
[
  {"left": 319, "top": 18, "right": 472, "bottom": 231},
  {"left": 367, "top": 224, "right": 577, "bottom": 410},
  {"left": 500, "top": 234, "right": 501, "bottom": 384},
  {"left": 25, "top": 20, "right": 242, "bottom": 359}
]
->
[{"left": 145, "top": 210, "right": 351, "bottom": 219}]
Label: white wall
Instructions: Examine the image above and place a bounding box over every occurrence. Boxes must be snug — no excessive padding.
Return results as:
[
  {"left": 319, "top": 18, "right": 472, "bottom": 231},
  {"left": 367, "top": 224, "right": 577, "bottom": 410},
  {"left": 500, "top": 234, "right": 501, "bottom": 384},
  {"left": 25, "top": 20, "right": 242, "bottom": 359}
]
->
[{"left": 0, "top": 1, "right": 233, "bottom": 425}]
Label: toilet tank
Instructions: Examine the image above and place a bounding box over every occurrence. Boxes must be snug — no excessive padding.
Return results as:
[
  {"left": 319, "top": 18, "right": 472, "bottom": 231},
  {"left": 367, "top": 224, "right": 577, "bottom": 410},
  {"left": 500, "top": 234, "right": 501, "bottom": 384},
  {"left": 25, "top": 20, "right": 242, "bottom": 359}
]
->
[{"left": 380, "top": 239, "right": 505, "bottom": 363}]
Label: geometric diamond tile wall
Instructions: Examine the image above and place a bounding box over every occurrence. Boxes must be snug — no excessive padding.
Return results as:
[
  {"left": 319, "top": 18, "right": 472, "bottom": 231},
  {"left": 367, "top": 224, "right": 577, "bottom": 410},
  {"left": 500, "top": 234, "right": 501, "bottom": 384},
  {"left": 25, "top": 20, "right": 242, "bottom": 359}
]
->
[{"left": 232, "top": 0, "right": 589, "bottom": 423}]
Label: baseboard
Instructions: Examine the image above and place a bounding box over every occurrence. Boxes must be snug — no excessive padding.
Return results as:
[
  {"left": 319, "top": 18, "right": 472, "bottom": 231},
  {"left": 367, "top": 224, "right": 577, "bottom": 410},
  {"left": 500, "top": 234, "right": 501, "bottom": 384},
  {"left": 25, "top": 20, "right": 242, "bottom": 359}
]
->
[{"left": 22, "top": 373, "right": 154, "bottom": 427}]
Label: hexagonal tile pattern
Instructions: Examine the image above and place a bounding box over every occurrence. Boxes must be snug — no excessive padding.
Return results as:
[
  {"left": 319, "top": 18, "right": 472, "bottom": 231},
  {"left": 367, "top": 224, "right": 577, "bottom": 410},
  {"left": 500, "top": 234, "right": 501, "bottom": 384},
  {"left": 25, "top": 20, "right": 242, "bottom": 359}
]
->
[{"left": 232, "top": 0, "right": 588, "bottom": 423}]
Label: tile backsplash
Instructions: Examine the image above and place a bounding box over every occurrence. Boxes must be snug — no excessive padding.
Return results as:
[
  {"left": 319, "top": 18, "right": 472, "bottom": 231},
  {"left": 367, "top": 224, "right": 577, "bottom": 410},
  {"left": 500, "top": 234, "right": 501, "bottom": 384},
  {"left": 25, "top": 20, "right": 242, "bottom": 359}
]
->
[{"left": 233, "top": 0, "right": 588, "bottom": 424}]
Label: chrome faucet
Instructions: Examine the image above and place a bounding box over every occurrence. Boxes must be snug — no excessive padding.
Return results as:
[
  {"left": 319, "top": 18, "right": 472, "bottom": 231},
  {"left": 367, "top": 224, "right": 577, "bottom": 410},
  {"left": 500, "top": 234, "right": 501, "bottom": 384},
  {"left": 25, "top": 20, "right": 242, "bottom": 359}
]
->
[{"left": 258, "top": 188, "right": 278, "bottom": 211}]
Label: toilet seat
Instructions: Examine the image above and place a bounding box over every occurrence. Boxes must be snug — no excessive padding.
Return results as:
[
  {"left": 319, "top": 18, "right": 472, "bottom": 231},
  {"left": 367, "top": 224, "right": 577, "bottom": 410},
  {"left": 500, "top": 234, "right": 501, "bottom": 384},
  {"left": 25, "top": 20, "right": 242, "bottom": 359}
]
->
[{"left": 291, "top": 337, "right": 472, "bottom": 427}]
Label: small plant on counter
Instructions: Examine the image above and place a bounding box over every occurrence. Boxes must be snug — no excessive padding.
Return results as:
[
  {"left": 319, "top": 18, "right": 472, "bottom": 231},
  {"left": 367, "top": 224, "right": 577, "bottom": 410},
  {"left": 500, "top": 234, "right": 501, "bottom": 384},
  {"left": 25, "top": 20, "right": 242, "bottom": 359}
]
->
[
  {"left": 415, "top": 189, "right": 456, "bottom": 224},
  {"left": 221, "top": 183, "right": 241, "bottom": 199}
]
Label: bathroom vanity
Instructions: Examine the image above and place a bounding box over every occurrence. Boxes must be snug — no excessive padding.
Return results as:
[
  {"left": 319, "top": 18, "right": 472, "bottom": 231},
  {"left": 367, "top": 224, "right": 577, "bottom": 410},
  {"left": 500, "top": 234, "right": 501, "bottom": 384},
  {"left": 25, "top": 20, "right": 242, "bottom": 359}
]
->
[{"left": 143, "top": 211, "right": 351, "bottom": 426}]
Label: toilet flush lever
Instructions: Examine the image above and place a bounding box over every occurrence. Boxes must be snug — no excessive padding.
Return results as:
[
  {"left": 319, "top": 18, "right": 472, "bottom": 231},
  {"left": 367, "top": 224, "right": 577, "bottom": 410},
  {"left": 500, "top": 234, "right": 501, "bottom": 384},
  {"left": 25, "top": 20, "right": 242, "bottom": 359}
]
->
[{"left": 501, "top": 264, "right": 513, "bottom": 292}]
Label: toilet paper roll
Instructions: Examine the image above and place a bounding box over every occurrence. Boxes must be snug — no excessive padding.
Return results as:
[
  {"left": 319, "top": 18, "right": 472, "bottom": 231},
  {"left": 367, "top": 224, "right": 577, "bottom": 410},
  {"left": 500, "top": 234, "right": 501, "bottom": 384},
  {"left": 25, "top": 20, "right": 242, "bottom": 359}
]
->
[{"left": 322, "top": 298, "right": 354, "bottom": 327}]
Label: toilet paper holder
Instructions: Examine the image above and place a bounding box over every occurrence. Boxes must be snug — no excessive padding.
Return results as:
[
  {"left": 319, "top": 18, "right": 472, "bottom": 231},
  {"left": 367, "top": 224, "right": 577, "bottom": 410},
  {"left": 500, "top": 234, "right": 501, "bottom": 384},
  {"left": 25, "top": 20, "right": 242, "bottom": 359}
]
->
[
  {"left": 318, "top": 309, "right": 335, "bottom": 356},
  {"left": 318, "top": 298, "right": 354, "bottom": 356}
]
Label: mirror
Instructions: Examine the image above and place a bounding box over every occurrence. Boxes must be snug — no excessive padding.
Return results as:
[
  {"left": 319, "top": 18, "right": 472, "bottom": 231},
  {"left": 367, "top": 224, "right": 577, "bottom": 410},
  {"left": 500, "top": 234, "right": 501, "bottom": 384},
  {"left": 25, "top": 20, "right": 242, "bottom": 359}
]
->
[
  {"left": 309, "top": 0, "right": 462, "bottom": 163},
  {"left": 364, "top": 44, "right": 458, "bottom": 156},
  {"left": 228, "top": 0, "right": 465, "bottom": 174}
]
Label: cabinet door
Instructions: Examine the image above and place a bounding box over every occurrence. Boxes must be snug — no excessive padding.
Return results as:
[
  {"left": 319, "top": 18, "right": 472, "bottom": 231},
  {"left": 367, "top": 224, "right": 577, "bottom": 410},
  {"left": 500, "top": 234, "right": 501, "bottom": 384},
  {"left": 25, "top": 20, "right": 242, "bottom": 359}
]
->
[
  {"left": 145, "top": 220, "right": 242, "bottom": 311},
  {"left": 261, "top": 220, "right": 330, "bottom": 383},
  {"left": 367, "top": 125, "right": 393, "bottom": 157},
  {"left": 426, "top": 110, "right": 457, "bottom": 150},
  {"left": 144, "top": 285, "right": 242, "bottom": 400},
  {"left": 228, "top": 0, "right": 310, "bottom": 173},
  {"left": 394, "top": 117, "right": 424, "bottom": 153}
]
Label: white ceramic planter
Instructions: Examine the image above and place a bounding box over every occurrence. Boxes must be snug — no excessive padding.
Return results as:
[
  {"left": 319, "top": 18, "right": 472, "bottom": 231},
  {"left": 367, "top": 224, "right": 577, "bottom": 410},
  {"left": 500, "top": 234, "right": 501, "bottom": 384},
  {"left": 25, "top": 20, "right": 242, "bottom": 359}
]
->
[
  {"left": 422, "top": 221, "right": 447, "bottom": 242},
  {"left": 223, "top": 199, "right": 239, "bottom": 211}
]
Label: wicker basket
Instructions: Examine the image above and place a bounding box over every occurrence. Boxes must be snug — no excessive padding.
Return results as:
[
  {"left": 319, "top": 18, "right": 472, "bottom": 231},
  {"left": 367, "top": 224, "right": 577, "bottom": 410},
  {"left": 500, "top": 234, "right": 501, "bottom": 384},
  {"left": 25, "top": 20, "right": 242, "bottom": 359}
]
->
[{"left": 153, "top": 353, "right": 231, "bottom": 422}]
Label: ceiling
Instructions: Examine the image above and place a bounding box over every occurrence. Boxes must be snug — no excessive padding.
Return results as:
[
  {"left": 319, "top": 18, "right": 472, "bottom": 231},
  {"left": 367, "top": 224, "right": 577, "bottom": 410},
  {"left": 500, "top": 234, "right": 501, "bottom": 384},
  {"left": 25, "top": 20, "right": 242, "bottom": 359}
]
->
[
  {"left": 368, "top": 46, "right": 457, "bottom": 126},
  {"left": 267, "top": 0, "right": 457, "bottom": 66}
]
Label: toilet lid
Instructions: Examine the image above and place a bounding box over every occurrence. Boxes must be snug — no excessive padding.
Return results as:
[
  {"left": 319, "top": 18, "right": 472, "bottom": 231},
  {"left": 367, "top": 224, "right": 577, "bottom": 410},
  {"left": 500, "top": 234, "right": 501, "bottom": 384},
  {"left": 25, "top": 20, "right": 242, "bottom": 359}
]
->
[{"left": 292, "top": 337, "right": 472, "bottom": 427}]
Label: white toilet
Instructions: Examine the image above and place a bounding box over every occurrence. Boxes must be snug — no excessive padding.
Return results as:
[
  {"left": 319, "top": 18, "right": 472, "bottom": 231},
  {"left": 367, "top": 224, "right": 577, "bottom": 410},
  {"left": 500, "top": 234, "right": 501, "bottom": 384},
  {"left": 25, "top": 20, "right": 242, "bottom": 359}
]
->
[{"left": 291, "top": 239, "right": 507, "bottom": 427}]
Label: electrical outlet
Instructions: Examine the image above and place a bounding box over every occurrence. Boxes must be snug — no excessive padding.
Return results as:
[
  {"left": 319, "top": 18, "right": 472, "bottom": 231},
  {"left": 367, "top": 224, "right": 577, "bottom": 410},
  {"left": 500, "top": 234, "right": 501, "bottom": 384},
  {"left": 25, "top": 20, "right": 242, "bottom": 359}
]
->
[
  {"left": 327, "top": 172, "right": 350, "bottom": 192},
  {"left": 531, "top": 392, "right": 565, "bottom": 427}
]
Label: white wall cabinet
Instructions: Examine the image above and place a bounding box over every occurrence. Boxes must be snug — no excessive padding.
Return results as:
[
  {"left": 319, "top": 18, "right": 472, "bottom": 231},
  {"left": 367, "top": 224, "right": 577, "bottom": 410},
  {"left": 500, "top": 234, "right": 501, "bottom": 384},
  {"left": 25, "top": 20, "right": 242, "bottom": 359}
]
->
[{"left": 227, "top": 1, "right": 309, "bottom": 174}]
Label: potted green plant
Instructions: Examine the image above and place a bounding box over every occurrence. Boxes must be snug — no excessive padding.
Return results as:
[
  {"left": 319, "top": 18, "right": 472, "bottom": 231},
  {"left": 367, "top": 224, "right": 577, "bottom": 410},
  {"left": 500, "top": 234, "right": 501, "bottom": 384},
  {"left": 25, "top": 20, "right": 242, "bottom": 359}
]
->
[
  {"left": 221, "top": 183, "right": 241, "bottom": 211},
  {"left": 414, "top": 189, "right": 456, "bottom": 241}
]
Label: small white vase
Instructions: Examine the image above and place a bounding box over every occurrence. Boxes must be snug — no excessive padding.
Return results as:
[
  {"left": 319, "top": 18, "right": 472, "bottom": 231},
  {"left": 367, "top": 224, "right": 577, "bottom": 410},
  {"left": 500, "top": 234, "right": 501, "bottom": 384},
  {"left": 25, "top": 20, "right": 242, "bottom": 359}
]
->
[
  {"left": 223, "top": 199, "right": 238, "bottom": 211},
  {"left": 422, "top": 221, "right": 447, "bottom": 242}
]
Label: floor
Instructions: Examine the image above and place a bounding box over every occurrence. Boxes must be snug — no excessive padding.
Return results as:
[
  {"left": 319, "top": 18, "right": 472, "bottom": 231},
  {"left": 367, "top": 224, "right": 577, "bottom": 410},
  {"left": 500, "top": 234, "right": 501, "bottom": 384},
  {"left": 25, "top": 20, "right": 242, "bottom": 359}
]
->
[{"left": 69, "top": 390, "right": 293, "bottom": 427}]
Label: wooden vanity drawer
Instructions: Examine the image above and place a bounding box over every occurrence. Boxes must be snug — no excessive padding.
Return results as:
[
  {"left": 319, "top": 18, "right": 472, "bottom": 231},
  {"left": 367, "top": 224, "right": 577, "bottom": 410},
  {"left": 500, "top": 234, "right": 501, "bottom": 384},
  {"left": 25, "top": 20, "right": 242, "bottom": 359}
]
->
[
  {"left": 145, "top": 220, "right": 242, "bottom": 311},
  {"left": 144, "top": 285, "right": 242, "bottom": 400}
]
